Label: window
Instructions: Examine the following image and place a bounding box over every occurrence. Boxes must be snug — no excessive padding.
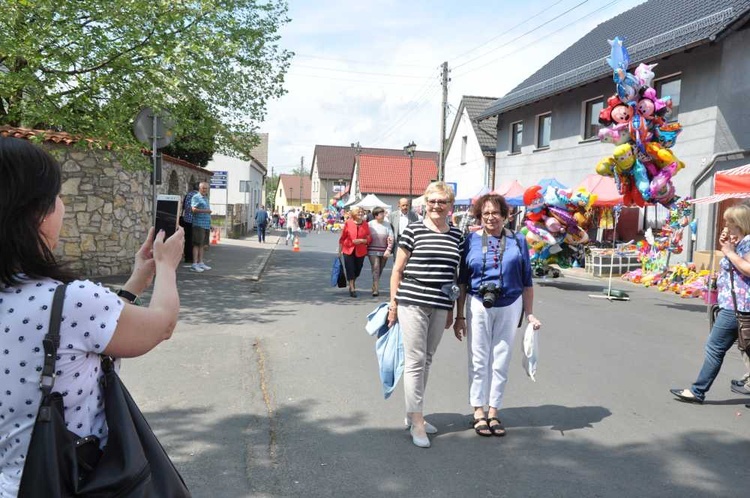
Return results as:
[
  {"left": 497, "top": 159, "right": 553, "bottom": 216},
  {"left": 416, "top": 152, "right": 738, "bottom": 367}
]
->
[
  {"left": 656, "top": 75, "right": 681, "bottom": 121},
  {"left": 511, "top": 121, "right": 523, "bottom": 153},
  {"left": 537, "top": 113, "right": 551, "bottom": 148},
  {"left": 583, "top": 98, "right": 604, "bottom": 139},
  {"left": 460, "top": 136, "right": 467, "bottom": 165}
]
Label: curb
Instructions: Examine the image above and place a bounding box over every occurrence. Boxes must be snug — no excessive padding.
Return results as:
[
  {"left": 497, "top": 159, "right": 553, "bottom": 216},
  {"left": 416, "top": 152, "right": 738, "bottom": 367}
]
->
[{"left": 249, "top": 237, "right": 280, "bottom": 282}]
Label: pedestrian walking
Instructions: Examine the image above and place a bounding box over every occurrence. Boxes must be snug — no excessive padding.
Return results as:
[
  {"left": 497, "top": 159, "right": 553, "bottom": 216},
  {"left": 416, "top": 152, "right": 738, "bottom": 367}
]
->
[
  {"left": 453, "top": 193, "right": 540, "bottom": 437},
  {"left": 255, "top": 205, "right": 269, "bottom": 243},
  {"left": 180, "top": 182, "right": 198, "bottom": 263},
  {"left": 0, "top": 137, "right": 185, "bottom": 496},
  {"left": 272, "top": 211, "right": 280, "bottom": 229},
  {"left": 388, "top": 198, "right": 418, "bottom": 259},
  {"left": 367, "top": 207, "right": 394, "bottom": 297},
  {"left": 387, "top": 182, "right": 463, "bottom": 448},
  {"left": 285, "top": 209, "right": 299, "bottom": 245},
  {"left": 190, "top": 182, "right": 212, "bottom": 272},
  {"left": 338, "top": 206, "right": 371, "bottom": 297},
  {"left": 671, "top": 204, "right": 750, "bottom": 403}
]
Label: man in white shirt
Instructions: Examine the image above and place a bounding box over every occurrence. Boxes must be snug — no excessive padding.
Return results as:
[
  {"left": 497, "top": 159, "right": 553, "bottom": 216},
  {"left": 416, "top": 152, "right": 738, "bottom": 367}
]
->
[{"left": 388, "top": 197, "right": 418, "bottom": 256}]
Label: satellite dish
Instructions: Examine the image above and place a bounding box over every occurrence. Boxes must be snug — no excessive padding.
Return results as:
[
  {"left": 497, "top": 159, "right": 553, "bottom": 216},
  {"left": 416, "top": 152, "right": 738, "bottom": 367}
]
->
[{"left": 132, "top": 107, "right": 175, "bottom": 149}]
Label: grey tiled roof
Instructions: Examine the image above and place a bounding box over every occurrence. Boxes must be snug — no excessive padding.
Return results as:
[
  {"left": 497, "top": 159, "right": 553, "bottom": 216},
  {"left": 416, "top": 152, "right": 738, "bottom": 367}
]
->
[
  {"left": 312, "top": 145, "right": 439, "bottom": 179},
  {"left": 249, "top": 133, "right": 268, "bottom": 171},
  {"left": 478, "top": 0, "right": 750, "bottom": 120},
  {"left": 461, "top": 96, "right": 498, "bottom": 154}
]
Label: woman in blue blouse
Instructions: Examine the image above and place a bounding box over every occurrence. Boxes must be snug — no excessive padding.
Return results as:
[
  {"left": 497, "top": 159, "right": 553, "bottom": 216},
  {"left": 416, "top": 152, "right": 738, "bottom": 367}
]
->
[
  {"left": 453, "top": 194, "right": 541, "bottom": 437},
  {"left": 671, "top": 204, "right": 750, "bottom": 403}
]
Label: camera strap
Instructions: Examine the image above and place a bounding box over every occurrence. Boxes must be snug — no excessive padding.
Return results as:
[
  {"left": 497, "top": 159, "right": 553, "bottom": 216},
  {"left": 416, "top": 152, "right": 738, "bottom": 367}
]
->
[{"left": 481, "top": 229, "right": 508, "bottom": 288}]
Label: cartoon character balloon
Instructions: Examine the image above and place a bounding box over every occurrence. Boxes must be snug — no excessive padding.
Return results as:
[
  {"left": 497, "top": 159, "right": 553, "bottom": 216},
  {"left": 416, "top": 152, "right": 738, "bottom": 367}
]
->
[{"left": 595, "top": 37, "right": 685, "bottom": 208}]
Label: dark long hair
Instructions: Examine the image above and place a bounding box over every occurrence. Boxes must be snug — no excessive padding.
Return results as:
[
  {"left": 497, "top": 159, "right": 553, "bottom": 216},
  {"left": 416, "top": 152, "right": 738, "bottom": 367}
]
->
[{"left": 0, "top": 137, "right": 76, "bottom": 286}]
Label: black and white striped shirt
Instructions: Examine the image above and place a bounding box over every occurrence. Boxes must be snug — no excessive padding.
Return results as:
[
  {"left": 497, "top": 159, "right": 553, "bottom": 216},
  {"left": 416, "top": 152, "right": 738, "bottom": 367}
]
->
[{"left": 396, "top": 221, "right": 464, "bottom": 310}]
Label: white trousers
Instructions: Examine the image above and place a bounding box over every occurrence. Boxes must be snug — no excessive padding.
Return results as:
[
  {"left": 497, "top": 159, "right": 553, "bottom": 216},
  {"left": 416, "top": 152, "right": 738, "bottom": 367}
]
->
[
  {"left": 467, "top": 296, "right": 523, "bottom": 409},
  {"left": 399, "top": 304, "right": 448, "bottom": 413}
]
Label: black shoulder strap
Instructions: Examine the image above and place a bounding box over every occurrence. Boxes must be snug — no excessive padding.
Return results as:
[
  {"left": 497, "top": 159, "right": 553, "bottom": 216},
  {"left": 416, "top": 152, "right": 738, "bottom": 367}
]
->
[{"left": 40, "top": 285, "right": 66, "bottom": 395}]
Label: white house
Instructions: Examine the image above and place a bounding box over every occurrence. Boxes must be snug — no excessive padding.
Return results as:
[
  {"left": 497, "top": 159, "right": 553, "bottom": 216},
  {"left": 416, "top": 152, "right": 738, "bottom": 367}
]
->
[
  {"left": 444, "top": 96, "right": 498, "bottom": 200},
  {"left": 204, "top": 134, "right": 268, "bottom": 228}
]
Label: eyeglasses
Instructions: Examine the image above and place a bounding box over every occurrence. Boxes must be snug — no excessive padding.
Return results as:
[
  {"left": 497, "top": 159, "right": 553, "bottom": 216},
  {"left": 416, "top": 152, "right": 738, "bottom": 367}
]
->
[
  {"left": 482, "top": 211, "right": 502, "bottom": 219},
  {"left": 426, "top": 199, "right": 449, "bottom": 206}
]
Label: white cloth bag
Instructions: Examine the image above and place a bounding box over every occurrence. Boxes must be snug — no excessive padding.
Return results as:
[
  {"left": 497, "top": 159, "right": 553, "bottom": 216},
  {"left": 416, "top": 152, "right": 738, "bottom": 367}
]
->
[{"left": 521, "top": 323, "right": 538, "bottom": 382}]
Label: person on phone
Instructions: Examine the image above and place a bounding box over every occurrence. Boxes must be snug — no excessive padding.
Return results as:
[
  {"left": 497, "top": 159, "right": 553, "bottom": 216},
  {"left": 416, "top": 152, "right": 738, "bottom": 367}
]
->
[
  {"left": 0, "top": 137, "right": 185, "bottom": 496},
  {"left": 388, "top": 182, "right": 463, "bottom": 448},
  {"left": 453, "top": 193, "right": 540, "bottom": 437},
  {"left": 190, "top": 182, "right": 212, "bottom": 273},
  {"left": 670, "top": 204, "right": 750, "bottom": 403}
]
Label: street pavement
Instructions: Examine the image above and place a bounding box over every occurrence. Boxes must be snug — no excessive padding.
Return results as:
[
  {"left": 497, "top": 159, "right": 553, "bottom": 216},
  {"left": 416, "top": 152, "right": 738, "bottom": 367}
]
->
[{"left": 113, "top": 229, "right": 750, "bottom": 497}]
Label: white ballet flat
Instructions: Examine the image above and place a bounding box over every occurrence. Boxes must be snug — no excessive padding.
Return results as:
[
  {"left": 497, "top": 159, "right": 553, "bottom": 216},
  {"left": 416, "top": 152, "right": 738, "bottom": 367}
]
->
[
  {"left": 410, "top": 426, "right": 431, "bottom": 448},
  {"left": 404, "top": 417, "right": 438, "bottom": 434}
]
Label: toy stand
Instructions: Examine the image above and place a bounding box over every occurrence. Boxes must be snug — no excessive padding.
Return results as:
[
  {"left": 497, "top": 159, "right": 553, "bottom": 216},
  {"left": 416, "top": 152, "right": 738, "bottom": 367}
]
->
[{"left": 588, "top": 205, "right": 630, "bottom": 301}]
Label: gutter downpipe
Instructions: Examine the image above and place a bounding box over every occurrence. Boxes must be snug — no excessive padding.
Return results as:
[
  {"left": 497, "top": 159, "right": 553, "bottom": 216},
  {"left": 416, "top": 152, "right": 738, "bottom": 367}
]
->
[{"left": 686, "top": 149, "right": 750, "bottom": 263}]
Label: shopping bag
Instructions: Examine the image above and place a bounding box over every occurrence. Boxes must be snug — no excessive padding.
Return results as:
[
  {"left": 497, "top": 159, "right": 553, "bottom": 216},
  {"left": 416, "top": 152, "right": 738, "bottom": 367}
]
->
[{"left": 522, "top": 323, "right": 538, "bottom": 382}]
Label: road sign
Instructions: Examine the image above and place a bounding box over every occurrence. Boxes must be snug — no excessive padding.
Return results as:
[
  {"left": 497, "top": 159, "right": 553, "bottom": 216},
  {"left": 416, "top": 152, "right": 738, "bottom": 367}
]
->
[
  {"left": 210, "top": 171, "right": 228, "bottom": 189},
  {"left": 239, "top": 180, "right": 250, "bottom": 192},
  {"left": 446, "top": 182, "right": 458, "bottom": 195}
]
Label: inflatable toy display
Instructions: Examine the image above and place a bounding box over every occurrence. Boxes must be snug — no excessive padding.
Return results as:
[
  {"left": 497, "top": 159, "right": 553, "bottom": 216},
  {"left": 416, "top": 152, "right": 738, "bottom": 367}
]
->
[{"left": 595, "top": 37, "right": 684, "bottom": 207}]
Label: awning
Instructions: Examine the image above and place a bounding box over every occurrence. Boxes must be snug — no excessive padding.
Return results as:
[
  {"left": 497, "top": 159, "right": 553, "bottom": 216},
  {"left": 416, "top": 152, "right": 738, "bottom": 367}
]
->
[
  {"left": 575, "top": 174, "right": 623, "bottom": 207},
  {"left": 690, "top": 164, "right": 750, "bottom": 204}
]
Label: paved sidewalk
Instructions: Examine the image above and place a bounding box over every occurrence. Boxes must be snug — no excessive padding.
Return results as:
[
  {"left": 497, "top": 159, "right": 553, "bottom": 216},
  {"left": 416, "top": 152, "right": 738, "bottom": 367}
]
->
[{"left": 95, "top": 231, "right": 281, "bottom": 289}]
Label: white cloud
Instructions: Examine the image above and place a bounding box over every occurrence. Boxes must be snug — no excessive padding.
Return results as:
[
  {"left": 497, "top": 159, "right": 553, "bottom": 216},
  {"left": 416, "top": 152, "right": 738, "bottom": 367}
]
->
[{"left": 262, "top": 0, "right": 648, "bottom": 173}]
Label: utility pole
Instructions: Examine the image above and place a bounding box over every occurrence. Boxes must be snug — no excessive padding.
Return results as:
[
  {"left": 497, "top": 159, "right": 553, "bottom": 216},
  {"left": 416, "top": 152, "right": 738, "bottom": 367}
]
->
[
  {"left": 299, "top": 156, "right": 304, "bottom": 208},
  {"left": 438, "top": 61, "right": 449, "bottom": 182}
]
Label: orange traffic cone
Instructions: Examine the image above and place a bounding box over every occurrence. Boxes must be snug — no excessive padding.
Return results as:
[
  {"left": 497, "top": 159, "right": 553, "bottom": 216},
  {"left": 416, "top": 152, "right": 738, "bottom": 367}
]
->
[
  {"left": 210, "top": 228, "right": 220, "bottom": 245},
  {"left": 292, "top": 237, "right": 300, "bottom": 252}
]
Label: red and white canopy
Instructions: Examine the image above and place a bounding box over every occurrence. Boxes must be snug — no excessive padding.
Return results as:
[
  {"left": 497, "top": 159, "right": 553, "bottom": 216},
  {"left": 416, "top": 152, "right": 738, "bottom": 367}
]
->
[{"left": 690, "top": 164, "right": 750, "bottom": 204}]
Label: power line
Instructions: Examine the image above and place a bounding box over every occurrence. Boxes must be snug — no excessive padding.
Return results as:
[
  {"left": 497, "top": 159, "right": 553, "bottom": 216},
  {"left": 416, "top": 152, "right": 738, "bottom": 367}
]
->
[
  {"left": 291, "top": 63, "right": 432, "bottom": 79},
  {"left": 294, "top": 53, "right": 435, "bottom": 68},
  {"left": 373, "top": 83, "right": 442, "bottom": 145},
  {"left": 453, "top": 0, "right": 622, "bottom": 77},
  {"left": 453, "top": 0, "right": 591, "bottom": 71},
  {"left": 448, "top": 0, "right": 566, "bottom": 64},
  {"left": 286, "top": 71, "right": 431, "bottom": 86}
]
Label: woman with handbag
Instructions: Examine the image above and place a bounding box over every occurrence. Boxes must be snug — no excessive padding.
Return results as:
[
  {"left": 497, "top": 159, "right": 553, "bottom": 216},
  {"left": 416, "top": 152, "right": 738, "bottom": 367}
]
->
[
  {"left": 338, "top": 206, "right": 372, "bottom": 297},
  {"left": 387, "top": 182, "right": 463, "bottom": 448},
  {"left": 670, "top": 204, "right": 750, "bottom": 404},
  {"left": 0, "top": 137, "right": 188, "bottom": 496},
  {"left": 452, "top": 193, "right": 541, "bottom": 437}
]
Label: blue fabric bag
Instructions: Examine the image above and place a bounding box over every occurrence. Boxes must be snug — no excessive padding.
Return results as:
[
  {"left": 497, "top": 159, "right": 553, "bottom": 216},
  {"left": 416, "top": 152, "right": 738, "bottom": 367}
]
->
[
  {"left": 331, "top": 256, "right": 346, "bottom": 287},
  {"left": 376, "top": 323, "right": 404, "bottom": 399}
]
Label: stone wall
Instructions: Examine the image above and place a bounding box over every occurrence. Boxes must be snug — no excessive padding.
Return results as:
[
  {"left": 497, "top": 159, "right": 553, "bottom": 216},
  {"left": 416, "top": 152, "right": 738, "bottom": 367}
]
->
[{"left": 47, "top": 144, "right": 211, "bottom": 277}]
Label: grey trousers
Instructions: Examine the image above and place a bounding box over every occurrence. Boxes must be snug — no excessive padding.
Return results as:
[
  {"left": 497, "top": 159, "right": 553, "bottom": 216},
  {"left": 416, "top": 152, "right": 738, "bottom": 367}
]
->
[{"left": 399, "top": 304, "right": 448, "bottom": 413}]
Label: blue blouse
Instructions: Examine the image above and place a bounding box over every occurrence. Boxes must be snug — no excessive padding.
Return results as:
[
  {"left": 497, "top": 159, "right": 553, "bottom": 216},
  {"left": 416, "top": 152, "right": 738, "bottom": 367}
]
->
[{"left": 459, "top": 230, "right": 533, "bottom": 308}]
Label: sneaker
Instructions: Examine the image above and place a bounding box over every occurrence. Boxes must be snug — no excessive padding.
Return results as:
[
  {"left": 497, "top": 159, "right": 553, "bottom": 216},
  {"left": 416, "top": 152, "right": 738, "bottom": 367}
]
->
[
  {"left": 198, "top": 263, "right": 212, "bottom": 271},
  {"left": 731, "top": 384, "right": 750, "bottom": 395},
  {"left": 190, "top": 264, "right": 204, "bottom": 273}
]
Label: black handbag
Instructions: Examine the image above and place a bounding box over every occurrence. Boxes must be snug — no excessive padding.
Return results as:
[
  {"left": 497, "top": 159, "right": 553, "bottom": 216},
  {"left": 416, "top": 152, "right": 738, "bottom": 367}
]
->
[{"left": 19, "top": 285, "right": 191, "bottom": 497}]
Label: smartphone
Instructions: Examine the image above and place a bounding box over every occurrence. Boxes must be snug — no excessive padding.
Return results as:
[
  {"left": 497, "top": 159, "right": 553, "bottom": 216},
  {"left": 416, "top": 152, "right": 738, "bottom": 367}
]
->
[{"left": 155, "top": 194, "right": 181, "bottom": 240}]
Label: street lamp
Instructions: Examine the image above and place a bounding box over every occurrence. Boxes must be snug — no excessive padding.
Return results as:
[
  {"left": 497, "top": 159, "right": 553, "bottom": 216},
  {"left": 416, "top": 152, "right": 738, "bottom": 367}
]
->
[{"left": 403, "top": 141, "right": 416, "bottom": 208}]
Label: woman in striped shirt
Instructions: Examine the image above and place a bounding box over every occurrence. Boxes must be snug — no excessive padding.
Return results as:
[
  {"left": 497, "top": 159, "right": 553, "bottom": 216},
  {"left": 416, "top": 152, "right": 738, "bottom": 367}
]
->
[{"left": 388, "top": 182, "right": 463, "bottom": 448}]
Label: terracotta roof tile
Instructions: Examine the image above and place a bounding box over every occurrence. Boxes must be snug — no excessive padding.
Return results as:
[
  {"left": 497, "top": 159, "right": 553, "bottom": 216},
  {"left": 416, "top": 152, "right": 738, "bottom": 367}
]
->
[
  {"left": 358, "top": 154, "right": 438, "bottom": 196},
  {"left": 279, "top": 174, "right": 311, "bottom": 203},
  {"left": 313, "top": 144, "right": 438, "bottom": 179}
]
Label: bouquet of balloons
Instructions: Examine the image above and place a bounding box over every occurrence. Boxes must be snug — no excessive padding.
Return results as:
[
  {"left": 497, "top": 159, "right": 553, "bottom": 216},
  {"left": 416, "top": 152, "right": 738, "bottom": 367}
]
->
[
  {"left": 521, "top": 184, "right": 596, "bottom": 268},
  {"left": 595, "top": 37, "right": 684, "bottom": 207}
]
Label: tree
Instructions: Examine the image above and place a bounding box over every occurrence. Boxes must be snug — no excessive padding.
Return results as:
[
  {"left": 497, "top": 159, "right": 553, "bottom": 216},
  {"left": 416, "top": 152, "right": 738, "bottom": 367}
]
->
[
  {"left": 265, "top": 173, "right": 279, "bottom": 208},
  {"left": 0, "top": 0, "right": 292, "bottom": 162}
]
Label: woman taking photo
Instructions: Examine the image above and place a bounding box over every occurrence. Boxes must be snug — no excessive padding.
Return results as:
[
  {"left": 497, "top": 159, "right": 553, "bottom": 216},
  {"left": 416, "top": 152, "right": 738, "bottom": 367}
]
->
[
  {"left": 367, "top": 207, "right": 394, "bottom": 297},
  {"left": 338, "top": 206, "right": 371, "bottom": 297},
  {"left": 453, "top": 193, "right": 541, "bottom": 437},
  {"left": 0, "top": 137, "right": 184, "bottom": 495},
  {"left": 388, "top": 182, "right": 463, "bottom": 448},
  {"left": 670, "top": 204, "right": 750, "bottom": 404}
]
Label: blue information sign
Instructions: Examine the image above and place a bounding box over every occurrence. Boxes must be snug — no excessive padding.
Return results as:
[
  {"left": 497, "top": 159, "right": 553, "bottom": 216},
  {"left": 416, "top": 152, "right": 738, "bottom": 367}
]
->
[
  {"left": 446, "top": 182, "right": 457, "bottom": 196},
  {"left": 210, "top": 170, "right": 228, "bottom": 189}
]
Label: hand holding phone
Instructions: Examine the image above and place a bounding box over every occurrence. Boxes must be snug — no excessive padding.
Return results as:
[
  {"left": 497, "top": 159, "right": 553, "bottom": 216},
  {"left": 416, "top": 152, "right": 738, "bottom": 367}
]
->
[{"left": 155, "top": 195, "right": 180, "bottom": 240}]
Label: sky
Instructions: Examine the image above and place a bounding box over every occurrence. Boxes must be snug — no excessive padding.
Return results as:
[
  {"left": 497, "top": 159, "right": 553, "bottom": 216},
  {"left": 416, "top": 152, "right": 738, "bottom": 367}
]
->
[{"left": 262, "top": 0, "right": 648, "bottom": 174}]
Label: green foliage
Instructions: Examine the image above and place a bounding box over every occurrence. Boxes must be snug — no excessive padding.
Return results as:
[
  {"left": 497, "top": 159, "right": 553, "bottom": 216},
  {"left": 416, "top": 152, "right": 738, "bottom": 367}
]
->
[
  {"left": 265, "top": 173, "right": 279, "bottom": 207},
  {"left": 0, "top": 0, "right": 292, "bottom": 163}
]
